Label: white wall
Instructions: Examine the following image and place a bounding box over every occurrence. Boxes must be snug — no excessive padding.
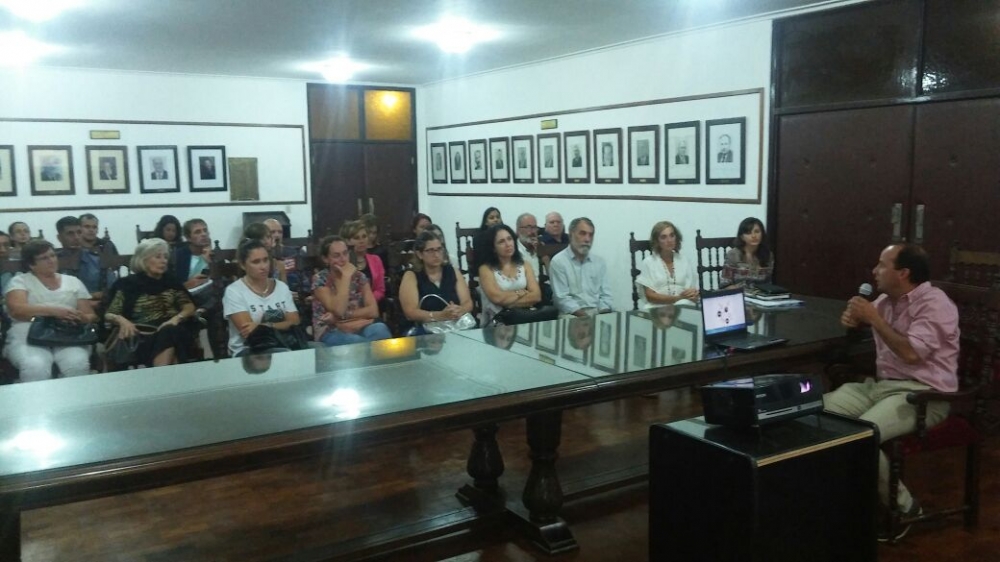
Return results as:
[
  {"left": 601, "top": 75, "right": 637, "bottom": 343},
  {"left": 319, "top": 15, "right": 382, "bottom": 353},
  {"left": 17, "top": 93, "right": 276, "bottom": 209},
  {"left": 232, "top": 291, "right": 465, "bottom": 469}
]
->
[
  {"left": 0, "top": 67, "right": 311, "bottom": 248},
  {"left": 417, "top": 20, "right": 774, "bottom": 310}
]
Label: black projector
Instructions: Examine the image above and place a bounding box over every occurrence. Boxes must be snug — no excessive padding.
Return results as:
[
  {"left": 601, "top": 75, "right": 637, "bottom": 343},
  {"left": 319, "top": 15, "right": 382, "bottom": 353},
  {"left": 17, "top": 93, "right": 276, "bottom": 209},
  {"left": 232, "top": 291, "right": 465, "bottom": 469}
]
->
[{"left": 700, "top": 374, "right": 824, "bottom": 428}]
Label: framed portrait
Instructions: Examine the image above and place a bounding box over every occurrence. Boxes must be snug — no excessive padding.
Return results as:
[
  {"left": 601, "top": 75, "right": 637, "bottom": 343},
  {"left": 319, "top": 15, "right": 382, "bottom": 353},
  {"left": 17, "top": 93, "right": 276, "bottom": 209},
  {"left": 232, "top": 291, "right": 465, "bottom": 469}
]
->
[
  {"left": 137, "top": 145, "right": 181, "bottom": 194},
  {"left": 628, "top": 125, "right": 659, "bottom": 184},
  {"left": 660, "top": 319, "right": 699, "bottom": 366},
  {"left": 512, "top": 135, "right": 534, "bottom": 183},
  {"left": 448, "top": 141, "right": 467, "bottom": 184},
  {"left": 187, "top": 145, "right": 227, "bottom": 192},
  {"left": 535, "top": 316, "right": 560, "bottom": 354},
  {"left": 563, "top": 130, "right": 590, "bottom": 183},
  {"left": 28, "top": 145, "right": 74, "bottom": 196},
  {"left": 468, "top": 139, "right": 487, "bottom": 183},
  {"left": 489, "top": 137, "right": 510, "bottom": 183},
  {"left": 561, "top": 316, "right": 593, "bottom": 364},
  {"left": 85, "top": 145, "right": 130, "bottom": 195},
  {"left": 625, "top": 312, "right": 656, "bottom": 371},
  {"left": 591, "top": 314, "right": 622, "bottom": 373},
  {"left": 665, "top": 121, "right": 701, "bottom": 185},
  {"left": 0, "top": 145, "right": 15, "bottom": 196},
  {"left": 429, "top": 142, "right": 448, "bottom": 184},
  {"left": 515, "top": 322, "right": 535, "bottom": 346},
  {"left": 537, "top": 133, "right": 561, "bottom": 183},
  {"left": 594, "top": 128, "right": 622, "bottom": 184},
  {"left": 706, "top": 117, "right": 746, "bottom": 184}
]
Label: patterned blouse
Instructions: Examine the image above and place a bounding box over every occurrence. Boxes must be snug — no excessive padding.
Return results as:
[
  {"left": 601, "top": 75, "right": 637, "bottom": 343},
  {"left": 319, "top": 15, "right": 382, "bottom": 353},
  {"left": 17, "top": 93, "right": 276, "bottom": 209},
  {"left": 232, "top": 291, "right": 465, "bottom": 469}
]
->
[
  {"left": 719, "top": 248, "right": 775, "bottom": 288},
  {"left": 311, "top": 268, "right": 369, "bottom": 341}
]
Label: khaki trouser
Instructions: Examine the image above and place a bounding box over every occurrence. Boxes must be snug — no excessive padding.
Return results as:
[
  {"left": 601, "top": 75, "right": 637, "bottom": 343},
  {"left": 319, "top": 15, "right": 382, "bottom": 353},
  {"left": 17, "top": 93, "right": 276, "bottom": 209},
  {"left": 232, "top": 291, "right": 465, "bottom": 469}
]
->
[{"left": 823, "top": 377, "right": 950, "bottom": 510}]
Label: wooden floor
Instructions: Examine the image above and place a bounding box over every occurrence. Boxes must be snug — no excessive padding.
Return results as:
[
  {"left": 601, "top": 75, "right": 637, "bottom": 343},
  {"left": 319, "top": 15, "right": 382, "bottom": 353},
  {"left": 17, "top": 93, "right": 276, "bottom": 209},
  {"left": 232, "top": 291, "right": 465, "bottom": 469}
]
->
[{"left": 20, "top": 387, "right": 1000, "bottom": 562}]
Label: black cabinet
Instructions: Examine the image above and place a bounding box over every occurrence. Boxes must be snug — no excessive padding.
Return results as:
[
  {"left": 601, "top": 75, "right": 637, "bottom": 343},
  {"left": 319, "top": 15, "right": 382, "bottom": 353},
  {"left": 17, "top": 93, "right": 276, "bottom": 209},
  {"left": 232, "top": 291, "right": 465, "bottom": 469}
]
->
[{"left": 649, "top": 413, "right": 878, "bottom": 562}]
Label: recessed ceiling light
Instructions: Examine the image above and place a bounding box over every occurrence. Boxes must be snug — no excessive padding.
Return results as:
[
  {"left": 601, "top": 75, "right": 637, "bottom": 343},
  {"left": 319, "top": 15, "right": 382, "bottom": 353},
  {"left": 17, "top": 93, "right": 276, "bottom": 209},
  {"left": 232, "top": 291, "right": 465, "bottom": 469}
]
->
[
  {"left": 304, "top": 56, "right": 368, "bottom": 83},
  {"left": 0, "top": 0, "right": 81, "bottom": 22},
  {"left": 0, "top": 31, "right": 59, "bottom": 66},
  {"left": 414, "top": 16, "right": 500, "bottom": 54}
]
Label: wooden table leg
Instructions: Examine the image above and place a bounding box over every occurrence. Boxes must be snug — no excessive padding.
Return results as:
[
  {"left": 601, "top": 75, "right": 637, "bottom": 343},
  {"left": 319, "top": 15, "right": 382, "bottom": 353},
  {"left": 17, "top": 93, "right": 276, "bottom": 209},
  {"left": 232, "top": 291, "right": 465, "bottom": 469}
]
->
[
  {"left": 0, "top": 497, "right": 21, "bottom": 562},
  {"left": 520, "top": 410, "right": 577, "bottom": 554},
  {"left": 457, "top": 423, "right": 506, "bottom": 504}
]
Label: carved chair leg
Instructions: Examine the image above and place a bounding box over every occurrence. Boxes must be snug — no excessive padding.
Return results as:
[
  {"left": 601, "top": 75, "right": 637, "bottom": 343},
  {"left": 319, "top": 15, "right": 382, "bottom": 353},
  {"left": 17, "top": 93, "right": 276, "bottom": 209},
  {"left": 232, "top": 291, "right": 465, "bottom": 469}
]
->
[{"left": 887, "top": 441, "right": 903, "bottom": 543}]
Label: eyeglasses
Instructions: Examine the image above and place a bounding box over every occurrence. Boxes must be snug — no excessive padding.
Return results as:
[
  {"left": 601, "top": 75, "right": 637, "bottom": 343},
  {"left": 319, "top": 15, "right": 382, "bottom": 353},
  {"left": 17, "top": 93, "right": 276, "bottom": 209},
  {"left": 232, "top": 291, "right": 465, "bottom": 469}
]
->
[
  {"left": 420, "top": 247, "right": 445, "bottom": 255},
  {"left": 518, "top": 225, "right": 538, "bottom": 231}
]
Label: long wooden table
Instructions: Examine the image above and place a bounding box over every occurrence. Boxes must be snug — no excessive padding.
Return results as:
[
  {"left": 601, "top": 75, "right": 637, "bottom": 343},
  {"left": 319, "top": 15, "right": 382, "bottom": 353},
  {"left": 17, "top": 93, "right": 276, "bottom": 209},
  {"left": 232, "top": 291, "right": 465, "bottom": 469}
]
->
[{"left": 0, "top": 297, "right": 860, "bottom": 560}]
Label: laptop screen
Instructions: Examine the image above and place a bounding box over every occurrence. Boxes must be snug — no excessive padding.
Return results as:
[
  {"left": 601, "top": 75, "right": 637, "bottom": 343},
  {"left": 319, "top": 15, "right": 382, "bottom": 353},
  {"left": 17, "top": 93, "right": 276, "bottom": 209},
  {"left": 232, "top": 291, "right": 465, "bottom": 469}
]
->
[{"left": 701, "top": 289, "right": 748, "bottom": 337}]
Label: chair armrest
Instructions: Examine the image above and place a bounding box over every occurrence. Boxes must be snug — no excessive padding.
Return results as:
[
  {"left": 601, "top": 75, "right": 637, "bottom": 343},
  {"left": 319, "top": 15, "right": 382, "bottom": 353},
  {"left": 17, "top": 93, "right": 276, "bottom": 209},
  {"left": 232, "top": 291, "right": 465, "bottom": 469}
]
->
[{"left": 905, "top": 387, "right": 978, "bottom": 405}]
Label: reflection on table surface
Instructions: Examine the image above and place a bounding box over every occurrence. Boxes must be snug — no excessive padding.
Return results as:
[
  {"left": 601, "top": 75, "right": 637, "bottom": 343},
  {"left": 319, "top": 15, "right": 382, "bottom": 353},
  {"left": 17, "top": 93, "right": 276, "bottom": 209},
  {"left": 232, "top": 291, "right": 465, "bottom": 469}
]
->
[
  {"left": 0, "top": 296, "right": 848, "bottom": 480},
  {"left": 0, "top": 333, "right": 591, "bottom": 478},
  {"left": 458, "top": 296, "right": 848, "bottom": 377}
]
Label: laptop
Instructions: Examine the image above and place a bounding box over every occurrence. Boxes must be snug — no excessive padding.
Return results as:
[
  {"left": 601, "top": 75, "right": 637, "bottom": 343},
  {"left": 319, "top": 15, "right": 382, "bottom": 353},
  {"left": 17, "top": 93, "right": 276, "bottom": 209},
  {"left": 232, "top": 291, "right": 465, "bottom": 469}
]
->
[{"left": 700, "top": 288, "right": 788, "bottom": 351}]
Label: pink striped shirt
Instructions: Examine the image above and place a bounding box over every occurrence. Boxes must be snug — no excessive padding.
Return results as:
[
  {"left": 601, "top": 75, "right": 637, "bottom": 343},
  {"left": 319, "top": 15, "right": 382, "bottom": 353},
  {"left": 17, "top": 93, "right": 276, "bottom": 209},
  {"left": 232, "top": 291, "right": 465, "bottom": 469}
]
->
[{"left": 874, "top": 282, "right": 960, "bottom": 392}]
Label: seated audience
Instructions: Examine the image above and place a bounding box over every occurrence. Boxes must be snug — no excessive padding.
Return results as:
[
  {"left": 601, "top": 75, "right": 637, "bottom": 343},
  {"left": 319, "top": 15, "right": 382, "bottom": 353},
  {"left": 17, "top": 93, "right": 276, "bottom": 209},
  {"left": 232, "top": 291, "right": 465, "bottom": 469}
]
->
[
  {"left": 358, "top": 213, "right": 388, "bottom": 271},
  {"left": 223, "top": 239, "right": 301, "bottom": 357},
  {"left": 636, "top": 220, "right": 699, "bottom": 307},
  {"left": 104, "top": 238, "right": 198, "bottom": 367},
  {"left": 264, "top": 218, "right": 304, "bottom": 293},
  {"left": 244, "top": 222, "right": 287, "bottom": 282},
  {"left": 80, "top": 213, "right": 119, "bottom": 255},
  {"left": 0, "top": 231, "right": 12, "bottom": 295},
  {"left": 824, "top": 243, "right": 958, "bottom": 540},
  {"left": 472, "top": 207, "right": 503, "bottom": 274},
  {"left": 549, "top": 217, "right": 613, "bottom": 316},
  {"left": 311, "top": 235, "right": 391, "bottom": 346},
  {"left": 477, "top": 224, "right": 541, "bottom": 326},
  {"left": 399, "top": 230, "right": 473, "bottom": 332},
  {"left": 3, "top": 240, "right": 96, "bottom": 382},
  {"left": 515, "top": 212, "right": 541, "bottom": 279},
  {"left": 404, "top": 213, "right": 433, "bottom": 252},
  {"left": 540, "top": 211, "right": 569, "bottom": 245},
  {"left": 153, "top": 214, "right": 183, "bottom": 251},
  {"left": 171, "top": 218, "right": 225, "bottom": 357},
  {"left": 341, "top": 220, "right": 385, "bottom": 304},
  {"left": 56, "top": 216, "right": 114, "bottom": 301},
  {"left": 720, "top": 217, "right": 775, "bottom": 289},
  {"left": 7, "top": 221, "right": 31, "bottom": 258}
]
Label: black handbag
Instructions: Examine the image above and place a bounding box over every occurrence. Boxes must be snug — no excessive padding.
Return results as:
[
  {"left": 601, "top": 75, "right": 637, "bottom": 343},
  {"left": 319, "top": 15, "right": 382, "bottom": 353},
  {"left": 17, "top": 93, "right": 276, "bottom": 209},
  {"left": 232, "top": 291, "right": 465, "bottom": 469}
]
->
[
  {"left": 246, "top": 324, "right": 310, "bottom": 353},
  {"left": 27, "top": 316, "right": 99, "bottom": 347},
  {"left": 491, "top": 305, "right": 559, "bottom": 326},
  {"left": 104, "top": 324, "right": 158, "bottom": 366}
]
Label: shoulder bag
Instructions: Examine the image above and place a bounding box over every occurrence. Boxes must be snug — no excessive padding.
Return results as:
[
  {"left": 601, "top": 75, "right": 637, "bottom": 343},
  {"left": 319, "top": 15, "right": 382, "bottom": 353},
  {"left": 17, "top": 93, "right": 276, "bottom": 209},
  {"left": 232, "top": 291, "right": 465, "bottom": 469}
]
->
[
  {"left": 419, "top": 294, "right": 477, "bottom": 334},
  {"left": 27, "top": 316, "right": 99, "bottom": 347}
]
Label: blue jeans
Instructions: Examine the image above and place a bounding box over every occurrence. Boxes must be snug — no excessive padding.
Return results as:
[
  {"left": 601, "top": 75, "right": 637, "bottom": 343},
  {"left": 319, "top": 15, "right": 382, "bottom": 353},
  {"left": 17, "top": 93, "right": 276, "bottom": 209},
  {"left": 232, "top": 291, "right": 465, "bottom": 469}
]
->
[{"left": 320, "top": 322, "right": 392, "bottom": 347}]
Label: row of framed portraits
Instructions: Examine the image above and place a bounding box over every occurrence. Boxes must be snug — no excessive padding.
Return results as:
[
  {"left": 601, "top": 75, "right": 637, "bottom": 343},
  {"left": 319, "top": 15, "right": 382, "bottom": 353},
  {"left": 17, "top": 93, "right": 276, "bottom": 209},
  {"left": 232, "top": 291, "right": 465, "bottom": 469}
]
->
[
  {"left": 509, "top": 312, "right": 699, "bottom": 375},
  {"left": 430, "top": 116, "right": 746, "bottom": 187},
  {"left": 0, "top": 144, "right": 229, "bottom": 197}
]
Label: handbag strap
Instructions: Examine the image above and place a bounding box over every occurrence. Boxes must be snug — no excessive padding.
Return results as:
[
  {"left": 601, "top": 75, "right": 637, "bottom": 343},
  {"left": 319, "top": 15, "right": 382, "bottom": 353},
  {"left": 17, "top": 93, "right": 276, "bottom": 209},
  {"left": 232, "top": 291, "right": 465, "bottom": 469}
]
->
[{"left": 418, "top": 293, "right": 450, "bottom": 309}]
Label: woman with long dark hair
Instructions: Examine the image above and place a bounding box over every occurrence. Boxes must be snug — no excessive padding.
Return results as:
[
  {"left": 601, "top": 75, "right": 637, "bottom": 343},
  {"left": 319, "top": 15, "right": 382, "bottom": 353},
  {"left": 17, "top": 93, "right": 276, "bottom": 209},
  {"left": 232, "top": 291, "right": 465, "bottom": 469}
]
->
[
  {"left": 477, "top": 224, "right": 540, "bottom": 326},
  {"left": 720, "top": 217, "right": 775, "bottom": 288},
  {"left": 152, "top": 215, "right": 183, "bottom": 250}
]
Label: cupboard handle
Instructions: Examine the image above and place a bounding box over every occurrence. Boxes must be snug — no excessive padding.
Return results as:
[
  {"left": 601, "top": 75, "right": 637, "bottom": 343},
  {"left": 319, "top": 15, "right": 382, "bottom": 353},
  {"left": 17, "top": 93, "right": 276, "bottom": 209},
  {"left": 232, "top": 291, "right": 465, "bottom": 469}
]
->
[
  {"left": 357, "top": 198, "right": 363, "bottom": 217},
  {"left": 914, "top": 204, "right": 925, "bottom": 245},
  {"left": 369, "top": 198, "right": 375, "bottom": 216},
  {"left": 890, "top": 203, "right": 903, "bottom": 242}
]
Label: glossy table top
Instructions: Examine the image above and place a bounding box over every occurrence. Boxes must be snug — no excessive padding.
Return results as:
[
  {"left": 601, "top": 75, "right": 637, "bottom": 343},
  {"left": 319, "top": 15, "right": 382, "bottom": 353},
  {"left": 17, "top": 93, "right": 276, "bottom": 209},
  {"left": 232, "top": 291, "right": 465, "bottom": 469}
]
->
[{"left": 0, "top": 296, "right": 850, "bottom": 481}]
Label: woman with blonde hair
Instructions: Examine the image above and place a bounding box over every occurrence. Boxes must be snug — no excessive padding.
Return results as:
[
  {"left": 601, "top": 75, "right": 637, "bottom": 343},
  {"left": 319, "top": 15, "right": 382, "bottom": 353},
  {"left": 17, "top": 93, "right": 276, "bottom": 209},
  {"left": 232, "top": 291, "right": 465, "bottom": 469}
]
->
[{"left": 635, "top": 220, "right": 699, "bottom": 308}]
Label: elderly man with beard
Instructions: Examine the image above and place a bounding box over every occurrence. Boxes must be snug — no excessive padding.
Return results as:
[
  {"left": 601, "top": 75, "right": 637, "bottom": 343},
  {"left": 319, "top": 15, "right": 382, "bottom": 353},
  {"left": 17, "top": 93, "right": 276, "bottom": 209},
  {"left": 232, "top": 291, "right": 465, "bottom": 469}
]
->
[{"left": 548, "top": 217, "right": 613, "bottom": 317}]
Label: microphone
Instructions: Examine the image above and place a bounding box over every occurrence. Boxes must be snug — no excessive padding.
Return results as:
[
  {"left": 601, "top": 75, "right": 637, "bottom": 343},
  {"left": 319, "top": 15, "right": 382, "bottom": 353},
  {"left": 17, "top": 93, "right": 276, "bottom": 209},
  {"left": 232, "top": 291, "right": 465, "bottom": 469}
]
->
[{"left": 857, "top": 283, "right": 874, "bottom": 300}]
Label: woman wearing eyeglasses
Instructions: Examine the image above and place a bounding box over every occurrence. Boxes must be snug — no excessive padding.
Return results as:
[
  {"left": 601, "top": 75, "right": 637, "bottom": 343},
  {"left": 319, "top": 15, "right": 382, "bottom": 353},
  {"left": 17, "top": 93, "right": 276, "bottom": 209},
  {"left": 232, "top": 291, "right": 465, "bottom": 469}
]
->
[{"left": 399, "top": 230, "right": 473, "bottom": 333}]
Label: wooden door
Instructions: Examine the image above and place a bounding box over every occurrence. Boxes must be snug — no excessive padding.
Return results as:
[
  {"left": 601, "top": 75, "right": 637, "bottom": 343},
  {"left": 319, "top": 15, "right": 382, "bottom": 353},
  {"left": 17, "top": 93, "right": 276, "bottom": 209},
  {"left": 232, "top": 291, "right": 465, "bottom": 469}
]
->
[
  {"left": 774, "top": 106, "right": 914, "bottom": 298},
  {"left": 310, "top": 143, "right": 365, "bottom": 238},
  {"left": 364, "top": 144, "right": 417, "bottom": 240},
  {"left": 912, "top": 98, "right": 1000, "bottom": 277}
]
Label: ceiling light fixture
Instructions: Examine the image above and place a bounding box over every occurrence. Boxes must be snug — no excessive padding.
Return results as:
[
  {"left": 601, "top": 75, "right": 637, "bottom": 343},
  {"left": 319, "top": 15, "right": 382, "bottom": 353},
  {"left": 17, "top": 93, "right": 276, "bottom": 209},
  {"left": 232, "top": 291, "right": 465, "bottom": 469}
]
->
[
  {"left": 0, "top": 0, "right": 81, "bottom": 22},
  {"left": 0, "top": 31, "right": 59, "bottom": 66},
  {"left": 306, "top": 56, "right": 367, "bottom": 83},
  {"left": 414, "top": 16, "right": 500, "bottom": 54}
]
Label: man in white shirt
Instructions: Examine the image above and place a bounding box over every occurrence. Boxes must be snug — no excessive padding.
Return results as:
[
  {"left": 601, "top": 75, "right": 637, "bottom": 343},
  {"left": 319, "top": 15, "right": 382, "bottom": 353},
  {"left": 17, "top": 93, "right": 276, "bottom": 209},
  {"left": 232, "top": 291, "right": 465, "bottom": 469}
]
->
[
  {"left": 515, "top": 213, "right": 541, "bottom": 279},
  {"left": 548, "top": 217, "right": 613, "bottom": 316}
]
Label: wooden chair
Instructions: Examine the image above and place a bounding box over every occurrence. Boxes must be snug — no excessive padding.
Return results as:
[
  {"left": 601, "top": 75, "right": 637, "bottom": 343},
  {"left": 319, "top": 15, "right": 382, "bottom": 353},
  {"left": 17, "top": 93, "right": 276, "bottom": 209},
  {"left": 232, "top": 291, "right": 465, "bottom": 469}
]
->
[
  {"left": 947, "top": 242, "right": 1000, "bottom": 288},
  {"left": 135, "top": 224, "right": 154, "bottom": 243},
  {"left": 695, "top": 230, "right": 733, "bottom": 292},
  {"left": 881, "top": 279, "right": 999, "bottom": 543},
  {"left": 284, "top": 229, "right": 314, "bottom": 253},
  {"left": 455, "top": 223, "right": 482, "bottom": 318},
  {"left": 535, "top": 242, "right": 567, "bottom": 280},
  {"left": 628, "top": 232, "right": 653, "bottom": 310}
]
